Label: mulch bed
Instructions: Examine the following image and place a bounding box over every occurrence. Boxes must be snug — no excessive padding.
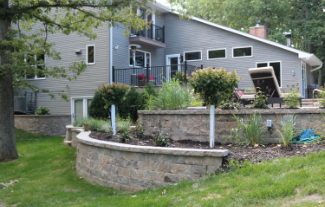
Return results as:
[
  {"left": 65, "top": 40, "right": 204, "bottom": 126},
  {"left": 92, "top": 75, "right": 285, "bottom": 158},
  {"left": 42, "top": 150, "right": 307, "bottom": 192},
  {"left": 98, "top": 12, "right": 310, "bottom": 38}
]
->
[{"left": 89, "top": 131, "right": 325, "bottom": 165}]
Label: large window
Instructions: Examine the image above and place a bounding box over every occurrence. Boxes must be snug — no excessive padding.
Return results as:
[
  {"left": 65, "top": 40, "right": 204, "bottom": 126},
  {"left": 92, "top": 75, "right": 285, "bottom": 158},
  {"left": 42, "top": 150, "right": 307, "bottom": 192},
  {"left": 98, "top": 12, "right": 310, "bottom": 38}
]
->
[
  {"left": 233, "top": 47, "right": 252, "bottom": 58},
  {"left": 86, "top": 45, "right": 95, "bottom": 64},
  {"left": 184, "top": 51, "right": 202, "bottom": 61},
  {"left": 207, "top": 49, "right": 226, "bottom": 59},
  {"left": 129, "top": 50, "right": 151, "bottom": 67},
  {"left": 257, "top": 62, "right": 282, "bottom": 87},
  {"left": 26, "top": 54, "right": 46, "bottom": 80}
]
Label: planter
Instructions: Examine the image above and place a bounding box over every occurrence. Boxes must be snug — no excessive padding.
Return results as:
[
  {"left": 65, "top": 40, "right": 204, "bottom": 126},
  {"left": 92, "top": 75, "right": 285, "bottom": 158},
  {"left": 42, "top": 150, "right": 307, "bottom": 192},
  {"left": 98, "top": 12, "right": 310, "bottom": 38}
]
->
[{"left": 84, "top": 123, "right": 89, "bottom": 131}]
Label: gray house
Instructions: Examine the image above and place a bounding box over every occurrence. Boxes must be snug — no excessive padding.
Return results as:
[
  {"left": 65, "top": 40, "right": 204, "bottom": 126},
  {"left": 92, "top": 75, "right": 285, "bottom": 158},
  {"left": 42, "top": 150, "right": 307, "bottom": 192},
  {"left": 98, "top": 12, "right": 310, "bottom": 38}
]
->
[{"left": 16, "top": 2, "right": 322, "bottom": 122}]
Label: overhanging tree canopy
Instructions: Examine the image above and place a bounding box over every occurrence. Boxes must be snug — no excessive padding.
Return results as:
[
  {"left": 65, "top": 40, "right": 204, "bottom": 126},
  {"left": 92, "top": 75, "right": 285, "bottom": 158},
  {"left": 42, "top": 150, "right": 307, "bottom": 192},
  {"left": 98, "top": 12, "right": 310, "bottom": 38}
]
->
[{"left": 0, "top": 0, "right": 153, "bottom": 162}]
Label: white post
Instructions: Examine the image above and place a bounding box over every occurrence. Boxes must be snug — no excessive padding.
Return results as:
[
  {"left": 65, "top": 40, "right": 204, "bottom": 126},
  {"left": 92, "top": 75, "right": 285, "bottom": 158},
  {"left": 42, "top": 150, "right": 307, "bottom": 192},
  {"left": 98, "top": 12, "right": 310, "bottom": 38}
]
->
[
  {"left": 210, "top": 105, "right": 215, "bottom": 148},
  {"left": 111, "top": 104, "right": 116, "bottom": 135}
]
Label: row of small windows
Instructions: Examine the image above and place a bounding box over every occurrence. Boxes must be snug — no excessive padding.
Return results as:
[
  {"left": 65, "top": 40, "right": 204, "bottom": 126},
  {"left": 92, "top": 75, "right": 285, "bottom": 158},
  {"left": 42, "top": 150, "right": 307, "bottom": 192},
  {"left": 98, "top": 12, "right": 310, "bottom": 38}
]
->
[{"left": 184, "top": 47, "right": 252, "bottom": 61}]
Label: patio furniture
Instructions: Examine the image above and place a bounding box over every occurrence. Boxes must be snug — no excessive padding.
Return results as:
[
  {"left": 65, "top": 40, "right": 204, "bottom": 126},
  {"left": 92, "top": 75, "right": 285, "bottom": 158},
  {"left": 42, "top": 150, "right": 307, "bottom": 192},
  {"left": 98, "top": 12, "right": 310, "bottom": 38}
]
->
[
  {"left": 248, "top": 67, "right": 302, "bottom": 108},
  {"left": 233, "top": 88, "right": 255, "bottom": 106},
  {"left": 138, "top": 74, "right": 157, "bottom": 86}
]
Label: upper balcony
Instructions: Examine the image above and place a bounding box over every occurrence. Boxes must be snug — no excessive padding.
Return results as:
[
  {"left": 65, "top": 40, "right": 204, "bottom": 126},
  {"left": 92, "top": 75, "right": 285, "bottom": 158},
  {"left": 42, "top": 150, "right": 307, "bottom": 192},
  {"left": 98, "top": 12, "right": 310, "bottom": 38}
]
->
[{"left": 129, "top": 24, "right": 166, "bottom": 48}]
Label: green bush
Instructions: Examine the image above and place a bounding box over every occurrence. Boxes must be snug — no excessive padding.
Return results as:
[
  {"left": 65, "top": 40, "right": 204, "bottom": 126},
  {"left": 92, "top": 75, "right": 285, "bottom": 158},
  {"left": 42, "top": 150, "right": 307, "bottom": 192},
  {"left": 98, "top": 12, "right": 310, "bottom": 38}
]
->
[
  {"left": 73, "top": 117, "right": 112, "bottom": 133},
  {"left": 120, "top": 131, "right": 131, "bottom": 143},
  {"left": 190, "top": 67, "right": 241, "bottom": 106},
  {"left": 35, "top": 106, "right": 50, "bottom": 115},
  {"left": 117, "top": 116, "right": 132, "bottom": 133},
  {"left": 220, "top": 99, "right": 240, "bottom": 110},
  {"left": 97, "top": 83, "right": 130, "bottom": 107},
  {"left": 135, "top": 120, "right": 145, "bottom": 138},
  {"left": 88, "top": 91, "right": 110, "bottom": 119},
  {"left": 118, "top": 87, "right": 143, "bottom": 121},
  {"left": 173, "top": 71, "right": 188, "bottom": 85},
  {"left": 145, "top": 79, "right": 191, "bottom": 110},
  {"left": 250, "top": 90, "right": 268, "bottom": 109},
  {"left": 283, "top": 83, "right": 301, "bottom": 108},
  {"left": 189, "top": 93, "right": 204, "bottom": 107},
  {"left": 154, "top": 130, "right": 171, "bottom": 146}
]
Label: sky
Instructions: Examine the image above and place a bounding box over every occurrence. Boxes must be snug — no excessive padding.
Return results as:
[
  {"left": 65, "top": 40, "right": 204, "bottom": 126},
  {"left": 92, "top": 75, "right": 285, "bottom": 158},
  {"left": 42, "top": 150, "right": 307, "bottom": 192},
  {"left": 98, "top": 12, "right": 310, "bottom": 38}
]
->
[{"left": 156, "top": 0, "right": 170, "bottom": 6}]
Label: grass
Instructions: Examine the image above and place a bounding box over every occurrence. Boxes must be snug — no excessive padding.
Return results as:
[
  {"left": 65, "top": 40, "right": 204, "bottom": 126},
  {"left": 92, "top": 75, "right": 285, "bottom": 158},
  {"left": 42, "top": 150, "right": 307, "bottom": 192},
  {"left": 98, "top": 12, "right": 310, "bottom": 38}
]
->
[{"left": 0, "top": 129, "right": 325, "bottom": 206}]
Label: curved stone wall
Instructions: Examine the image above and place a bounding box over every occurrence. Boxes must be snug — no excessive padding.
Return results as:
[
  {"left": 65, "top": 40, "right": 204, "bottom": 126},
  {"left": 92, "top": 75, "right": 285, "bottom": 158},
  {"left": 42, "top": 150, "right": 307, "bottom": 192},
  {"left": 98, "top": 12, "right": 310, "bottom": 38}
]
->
[
  {"left": 76, "top": 132, "right": 228, "bottom": 191},
  {"left": 138, "top": 108, "right": 325, "bottom": 144},
  {"left": 15, "top": 115, "right": 71, "bottom": 136}
]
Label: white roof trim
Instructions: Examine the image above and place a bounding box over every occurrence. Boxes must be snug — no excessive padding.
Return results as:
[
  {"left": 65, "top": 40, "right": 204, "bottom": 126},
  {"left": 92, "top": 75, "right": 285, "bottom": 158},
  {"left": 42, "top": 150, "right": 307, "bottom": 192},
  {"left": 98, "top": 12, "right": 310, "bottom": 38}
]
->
[{"left": 151, "top": 3, "right": 322, "bottom": 66}]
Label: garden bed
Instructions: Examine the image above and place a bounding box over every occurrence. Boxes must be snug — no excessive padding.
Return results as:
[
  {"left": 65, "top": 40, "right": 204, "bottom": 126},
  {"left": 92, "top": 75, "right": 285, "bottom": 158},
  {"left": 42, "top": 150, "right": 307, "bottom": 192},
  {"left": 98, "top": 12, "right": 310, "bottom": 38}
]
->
[{"left": 89, "top": 131, "right": 325, "bottom": 165}]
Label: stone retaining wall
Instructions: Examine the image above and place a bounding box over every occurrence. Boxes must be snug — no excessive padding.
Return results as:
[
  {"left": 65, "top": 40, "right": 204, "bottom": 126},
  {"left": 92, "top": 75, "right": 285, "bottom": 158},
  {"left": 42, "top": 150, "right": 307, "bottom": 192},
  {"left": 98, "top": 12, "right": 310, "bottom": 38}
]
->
[
  {"left": 138, "top": 108, "right": 325, "bottom": 144},
  {"left": 15, "top": 115, "right": 71, "bottom": 136},
  {"left": 76, "top": 132, "right": 228, "bottom": 191}
]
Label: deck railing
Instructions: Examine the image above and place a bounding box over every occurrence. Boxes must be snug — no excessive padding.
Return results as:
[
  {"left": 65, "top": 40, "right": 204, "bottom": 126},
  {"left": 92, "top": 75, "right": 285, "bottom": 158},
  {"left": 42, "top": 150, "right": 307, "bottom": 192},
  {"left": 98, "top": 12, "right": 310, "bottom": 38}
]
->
[{"left": 112, "top": 62, "right": 203, "bottom": 87}]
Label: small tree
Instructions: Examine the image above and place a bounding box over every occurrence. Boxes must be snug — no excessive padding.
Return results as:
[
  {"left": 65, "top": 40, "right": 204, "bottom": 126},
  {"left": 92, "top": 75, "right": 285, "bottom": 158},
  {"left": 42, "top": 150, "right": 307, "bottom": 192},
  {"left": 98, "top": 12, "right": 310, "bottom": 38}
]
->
[
  {"left": 190, "top": 67, "right": 241, "bottom": 106},
  {"left": 97, "top": 83, "right": 130, "bottom": 134}
]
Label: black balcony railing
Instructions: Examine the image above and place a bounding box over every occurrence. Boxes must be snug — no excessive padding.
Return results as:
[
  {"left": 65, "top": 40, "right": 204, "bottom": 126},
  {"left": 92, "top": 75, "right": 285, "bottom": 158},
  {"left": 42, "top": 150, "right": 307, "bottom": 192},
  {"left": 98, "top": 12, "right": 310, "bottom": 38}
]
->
[
  {"left": 130, "top": 24, "right": 165, "bottom": 43},
  {"left": 113, "top": 62, "right": 202, "bottom": 87}
]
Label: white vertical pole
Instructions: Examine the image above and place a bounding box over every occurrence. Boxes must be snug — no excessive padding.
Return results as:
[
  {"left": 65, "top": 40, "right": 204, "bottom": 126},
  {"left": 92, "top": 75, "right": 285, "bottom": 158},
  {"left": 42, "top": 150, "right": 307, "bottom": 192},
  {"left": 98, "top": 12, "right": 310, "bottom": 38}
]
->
[
  {"left": 210, "top": 105, "right": 215, "bottom": 148},
  {"left": 111, "top": 104, "right": 116, "bottom": 135}
]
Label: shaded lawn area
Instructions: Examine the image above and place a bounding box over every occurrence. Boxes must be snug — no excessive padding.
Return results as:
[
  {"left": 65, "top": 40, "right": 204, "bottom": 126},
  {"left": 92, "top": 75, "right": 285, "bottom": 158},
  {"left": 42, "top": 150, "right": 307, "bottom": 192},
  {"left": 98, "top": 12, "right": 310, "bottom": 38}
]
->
[{"left": 0, "top": 129, "right": 325, "bottom": 207}]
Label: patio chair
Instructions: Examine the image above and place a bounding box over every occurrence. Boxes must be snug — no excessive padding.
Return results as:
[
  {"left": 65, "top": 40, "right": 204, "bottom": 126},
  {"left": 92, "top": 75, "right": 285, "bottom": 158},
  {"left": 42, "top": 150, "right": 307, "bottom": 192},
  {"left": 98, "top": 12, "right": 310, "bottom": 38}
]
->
[
  {"left": 138, "top": 74, "right": 157, "bottom": 86},
  {"left": 248, "top": 67, "right": 302, "bottom": 108},
  {"left": 233, "top": 88, "right": 255, "bottom": 106}
]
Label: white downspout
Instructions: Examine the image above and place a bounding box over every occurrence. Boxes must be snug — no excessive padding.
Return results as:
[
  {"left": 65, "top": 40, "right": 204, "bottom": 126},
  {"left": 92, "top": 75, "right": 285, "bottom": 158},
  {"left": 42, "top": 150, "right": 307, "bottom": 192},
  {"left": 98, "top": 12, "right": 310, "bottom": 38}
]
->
[{"left": 310, "top": 63, "right": 323, "bottom": 73}]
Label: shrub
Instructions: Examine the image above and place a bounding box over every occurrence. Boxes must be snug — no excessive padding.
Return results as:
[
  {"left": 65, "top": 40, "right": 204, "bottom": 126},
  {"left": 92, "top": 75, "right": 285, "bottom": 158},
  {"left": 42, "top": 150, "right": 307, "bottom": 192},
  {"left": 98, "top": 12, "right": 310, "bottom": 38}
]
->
[
  {"left": 220, "top": 99, "right": 240, "bottom": 110},
  {"left": 97, "top": 83, "right": 130, "bottom": 108},
  {"left": 135, "top": 120, "right": 145, "bottom": 138},
  {"left": 88, "top": 91, "right": 110, "bottom": 119},
  {"left": 189, "top": 93, "right": 204, "bottom": 107},
  {"left": 118, "top": 87, "right": 143, "bottom": 121},
  {"left": 145, "top": 79, "right": 191, "bottom": 110},
  {"left": 283, "top": 83, "right": 300, "bottom": 108},
  {"left": 154, "top": 130, "right": 171, "bottom": 146},
  {"left": 120, "top": 131, "right": 131, "bottom": 143},
  {"left": 190, "top": 67, "right": 241, "bottom": 106},
  {"left": 35, "top": 106, "right": 50, "bottom": 115},
  {"left": 277, "top": 115, "right": 296, "bottom": 147},
  {"left": 117, "top": 116, "right": 132, "bottom": 133},
  {"left": 228, "top": 111, "right": 262, "bottom": 146},
  {"left": 250, "top": 90, "right": 268, "bottom": 109},
  {"left": 173, "top": 71, "right": 188, "bottom": 85},
  {"left": 73, "top": 117, "right": 88, "bottom": 127}
]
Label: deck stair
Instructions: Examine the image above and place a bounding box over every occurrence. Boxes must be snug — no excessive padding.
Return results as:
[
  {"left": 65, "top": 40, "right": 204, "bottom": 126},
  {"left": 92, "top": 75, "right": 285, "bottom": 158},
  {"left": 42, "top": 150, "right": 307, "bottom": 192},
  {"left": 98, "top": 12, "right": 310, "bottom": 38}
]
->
[{"left": 301, "top": 99, "right": 320, "bottom": 107}]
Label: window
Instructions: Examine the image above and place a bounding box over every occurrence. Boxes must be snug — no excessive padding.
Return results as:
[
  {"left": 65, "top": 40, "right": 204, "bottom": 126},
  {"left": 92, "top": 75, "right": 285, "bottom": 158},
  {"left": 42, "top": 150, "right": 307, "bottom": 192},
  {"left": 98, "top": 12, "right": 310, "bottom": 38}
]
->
[
  {"left": 233, "top": 47, "right": 252, "bottom": 57},
  {"left": 129, "top": 50, "right": 151, "bottom": 67},
  {"left": 86, "top": 45, "right": 95, "bottom": 64},
  {"left": 71, "top": 97, "right": 93, "bottom": 123},
  {"left": 257, "top": 62, "right": 282, "bottom": 87},
  {"left": 184, "top": 51, "right": 202, "bottom": 61},
  {"left": 26, "top": 54, "right": 46, "bottom": 79},
  {"left": 208, "top": 49, "right": 226, "bottom": 59}
]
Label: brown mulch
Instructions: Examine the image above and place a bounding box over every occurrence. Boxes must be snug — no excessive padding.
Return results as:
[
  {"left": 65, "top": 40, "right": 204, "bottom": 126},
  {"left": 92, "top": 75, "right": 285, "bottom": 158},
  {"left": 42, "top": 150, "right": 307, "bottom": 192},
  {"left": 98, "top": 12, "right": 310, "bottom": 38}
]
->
[{"left": 89, "top": 131, "right": 325, "bottom": 164}]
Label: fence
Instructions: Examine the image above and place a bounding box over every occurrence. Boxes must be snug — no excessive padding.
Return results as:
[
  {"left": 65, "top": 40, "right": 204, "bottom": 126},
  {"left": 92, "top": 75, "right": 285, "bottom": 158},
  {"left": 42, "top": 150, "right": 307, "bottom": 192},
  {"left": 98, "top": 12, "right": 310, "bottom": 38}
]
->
[{"left": 113, "top": 62, "right": 203, "bottom": 87}]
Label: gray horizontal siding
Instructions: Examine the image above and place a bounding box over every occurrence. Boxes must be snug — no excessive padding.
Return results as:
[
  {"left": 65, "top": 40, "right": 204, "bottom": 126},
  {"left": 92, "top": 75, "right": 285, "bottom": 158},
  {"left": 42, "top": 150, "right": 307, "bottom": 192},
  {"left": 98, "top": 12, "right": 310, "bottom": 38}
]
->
[
  {"left": 164, "top": 13, "right": 302, "bottom": 92},
  {"left": 23, "top": 23, "right": 110, "bottom": 115}
]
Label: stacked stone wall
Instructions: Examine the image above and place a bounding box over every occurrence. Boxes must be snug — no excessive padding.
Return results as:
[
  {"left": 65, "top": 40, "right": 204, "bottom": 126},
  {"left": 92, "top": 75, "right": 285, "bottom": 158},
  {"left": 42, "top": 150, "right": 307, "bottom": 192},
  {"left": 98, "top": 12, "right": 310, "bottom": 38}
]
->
[
  {"left": 138, "top": 108, "right": 325, "bottom": 144},
  {"left": 76, "top": 132, "right": 228, "bottom": 191},
  {"left": 15, "top": 115, "right": 71, "bottom": 136}
]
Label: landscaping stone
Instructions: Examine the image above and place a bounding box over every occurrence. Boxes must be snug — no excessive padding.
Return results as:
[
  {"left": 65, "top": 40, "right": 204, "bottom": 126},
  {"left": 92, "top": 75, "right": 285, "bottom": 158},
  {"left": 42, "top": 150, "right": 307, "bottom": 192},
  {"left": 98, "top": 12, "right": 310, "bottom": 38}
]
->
[
  {"left": 15, "top": 115, "right": 71, "bottom": 136},
  {"left": 138, "top": 108, "right": 325, "bottom": 144},
  {"left": 75, "top": 131, "right": 228, "bottom": 191}
]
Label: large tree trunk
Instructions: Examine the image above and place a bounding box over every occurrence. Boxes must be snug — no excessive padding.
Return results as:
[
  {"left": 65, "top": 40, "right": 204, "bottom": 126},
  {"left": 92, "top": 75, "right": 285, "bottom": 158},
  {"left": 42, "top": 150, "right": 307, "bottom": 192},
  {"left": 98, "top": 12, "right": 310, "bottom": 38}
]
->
[{"left": 0, "top": 1, "right": 19, "bottom": 162}]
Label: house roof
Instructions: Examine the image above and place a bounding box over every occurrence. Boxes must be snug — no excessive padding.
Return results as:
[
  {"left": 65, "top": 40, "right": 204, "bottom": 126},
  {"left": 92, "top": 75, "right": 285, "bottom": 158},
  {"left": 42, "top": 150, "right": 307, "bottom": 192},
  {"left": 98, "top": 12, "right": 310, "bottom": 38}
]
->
[{"left": 150, "top": 2, "right": 322, "bottom": 67}]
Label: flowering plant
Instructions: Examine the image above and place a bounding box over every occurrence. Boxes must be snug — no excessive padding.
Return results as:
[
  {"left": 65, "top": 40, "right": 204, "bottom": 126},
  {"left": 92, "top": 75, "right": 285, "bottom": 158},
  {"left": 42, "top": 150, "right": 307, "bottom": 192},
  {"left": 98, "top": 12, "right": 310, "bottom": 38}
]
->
[{"left": 283, "top": 82, "right": 301, "bottom": 108}]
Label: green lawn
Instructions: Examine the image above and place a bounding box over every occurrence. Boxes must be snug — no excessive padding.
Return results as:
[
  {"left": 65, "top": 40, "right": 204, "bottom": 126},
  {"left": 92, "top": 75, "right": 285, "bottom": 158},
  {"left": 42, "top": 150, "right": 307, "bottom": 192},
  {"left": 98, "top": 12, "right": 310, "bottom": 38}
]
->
[{"left": 0, "top": 129, "right": 325, "bottom": 207}]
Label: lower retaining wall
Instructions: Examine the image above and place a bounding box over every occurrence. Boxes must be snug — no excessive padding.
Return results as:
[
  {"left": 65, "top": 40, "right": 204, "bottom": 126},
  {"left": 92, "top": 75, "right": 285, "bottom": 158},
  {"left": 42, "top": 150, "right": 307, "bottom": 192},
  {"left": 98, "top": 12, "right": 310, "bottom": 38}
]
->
[
  {"left": 76, "top": 132, "right": 228, "bottom": 191},
  {"left": 15, "top": 115, "right": 71, "bottom": 136},
  {"left": 138, "top": 108, "right": 325, "bottom": 144}
]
